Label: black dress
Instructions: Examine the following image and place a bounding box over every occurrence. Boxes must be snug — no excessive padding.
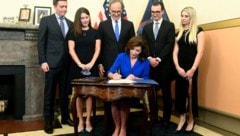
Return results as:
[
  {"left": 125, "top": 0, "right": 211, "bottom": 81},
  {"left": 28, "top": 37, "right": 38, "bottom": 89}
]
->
[
  {"left": 68, "top": 28, "right": 100, "bottom": 86},
  {"left": 175, "top": 27, "right": 203, "bottom": 118}
]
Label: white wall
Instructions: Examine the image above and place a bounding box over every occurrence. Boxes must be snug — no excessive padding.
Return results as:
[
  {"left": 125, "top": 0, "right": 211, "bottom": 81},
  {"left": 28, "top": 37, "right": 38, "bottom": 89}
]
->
[
  {"left": 164, "top": 0, "right": 240, "bottom": 26},
  {"left": 1, "top": 0, "right": 240, "bottom": 31}
]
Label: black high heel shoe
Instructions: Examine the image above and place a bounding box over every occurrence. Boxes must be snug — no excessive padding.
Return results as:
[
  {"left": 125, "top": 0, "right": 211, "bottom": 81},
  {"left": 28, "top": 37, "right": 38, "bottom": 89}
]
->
[
  {"left": 173, "top": 120, "right": 187, "bottom": 133},
  {"left": 173, "top": 129, "right": 182, "bottom": 133},
  {"left": 78, "top": 128, "right": 85, "bottom": 136},
  {"left": 85, "top": 127, "right": 93, "bottom": 136}
]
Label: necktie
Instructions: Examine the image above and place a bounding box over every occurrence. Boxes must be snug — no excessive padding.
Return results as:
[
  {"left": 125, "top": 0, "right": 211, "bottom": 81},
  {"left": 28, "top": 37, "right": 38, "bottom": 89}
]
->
[
  {"left": 154, "top": 22, "right": 159, "bottom": 39},
  {"left": 59, "top": 16, "right": 65, "bottom": 37},
  {"left": 114, "top": 20, "right": 119, "bottom": 41}
]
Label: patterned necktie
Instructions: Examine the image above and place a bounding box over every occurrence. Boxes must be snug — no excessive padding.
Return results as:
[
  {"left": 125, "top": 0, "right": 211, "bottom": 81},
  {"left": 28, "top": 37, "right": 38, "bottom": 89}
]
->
[
  {"left": 154, "top": 22, "right": 159, "bottom": 39},
  {"left": 114, "top": 20, "right": 119, "bottom": 41},
  {"left": 59, "top": 16, "right": 65, "bottom": 37}
]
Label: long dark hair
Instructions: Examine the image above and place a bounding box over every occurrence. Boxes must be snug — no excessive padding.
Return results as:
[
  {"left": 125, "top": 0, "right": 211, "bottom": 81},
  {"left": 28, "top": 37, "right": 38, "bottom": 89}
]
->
[{"left": 73, "top": 7, "right": 92, "bottom": 37}]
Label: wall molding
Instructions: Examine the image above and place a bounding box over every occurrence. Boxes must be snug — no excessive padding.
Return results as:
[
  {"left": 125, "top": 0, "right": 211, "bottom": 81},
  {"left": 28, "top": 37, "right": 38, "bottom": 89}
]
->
[
  {"left": 195, "top": 18, "right": 240, "bottom": 135},
  {"left": 200, "top": 17, "right": 240, "bottom": 31}
]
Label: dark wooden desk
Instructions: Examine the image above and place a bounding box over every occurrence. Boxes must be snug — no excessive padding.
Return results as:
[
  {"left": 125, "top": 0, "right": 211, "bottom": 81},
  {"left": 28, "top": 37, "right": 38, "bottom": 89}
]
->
[{"left": 71, "top": 78, "right": 155, "bottom": 136}]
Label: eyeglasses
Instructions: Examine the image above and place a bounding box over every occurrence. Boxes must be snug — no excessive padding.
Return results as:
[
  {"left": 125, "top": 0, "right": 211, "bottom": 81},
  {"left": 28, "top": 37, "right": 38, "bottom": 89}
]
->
[
  {"left": 111, "top": 10, "right": 122, "bottom": 14},
  {"left": 151, "top": 11, "right": 161, "bottom": 14}
]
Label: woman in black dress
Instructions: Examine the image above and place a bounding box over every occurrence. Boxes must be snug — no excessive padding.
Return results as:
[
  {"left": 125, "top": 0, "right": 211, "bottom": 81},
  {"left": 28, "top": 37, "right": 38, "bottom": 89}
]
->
[
  {"left": 173, "top": 6, "right": 205, "bottom": 132},
  {"left": 68, "top": 7, "right": 101, "bottom": 134}
]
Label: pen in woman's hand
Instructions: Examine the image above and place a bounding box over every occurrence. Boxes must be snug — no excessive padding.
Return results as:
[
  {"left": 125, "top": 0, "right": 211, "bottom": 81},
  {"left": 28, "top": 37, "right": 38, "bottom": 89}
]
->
[{"left": 113, "top": 72, "right": 122, "bottom": 79}]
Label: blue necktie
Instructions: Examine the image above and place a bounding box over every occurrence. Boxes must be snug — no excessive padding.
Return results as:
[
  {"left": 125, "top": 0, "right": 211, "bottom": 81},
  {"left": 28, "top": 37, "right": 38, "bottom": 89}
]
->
[
  {"left": 154, "top": 22, "right": 159, "bottom": 39},
  {"left": 114, "top": 20, "right": 119, "bottom": 41},
  {"left": 59, "top": 16, "right": 65, "bottom": 37}
]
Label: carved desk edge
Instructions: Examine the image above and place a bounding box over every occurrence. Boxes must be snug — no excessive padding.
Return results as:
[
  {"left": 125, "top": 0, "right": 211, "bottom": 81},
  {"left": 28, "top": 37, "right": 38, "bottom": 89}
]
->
[{"left": 71, "top": 80, "right": 154, "bottom": 101}]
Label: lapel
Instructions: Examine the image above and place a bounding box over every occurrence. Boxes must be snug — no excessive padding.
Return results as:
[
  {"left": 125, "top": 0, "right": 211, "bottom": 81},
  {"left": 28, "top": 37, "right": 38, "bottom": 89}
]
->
[
  {"left": 148, "top": 22, "right": 155, "bottom": 41},
  {"left": 119, "top": 19, "right": 124, "bottom": 41},
  {"left": 107, "top": 20, "right": 117, "bottom": 41},
  {"left": 65, "top": 17, "right": 73, "bottom": 31},
  {"left": 50, "top": 15, "right": 64, "bottom": 38}
]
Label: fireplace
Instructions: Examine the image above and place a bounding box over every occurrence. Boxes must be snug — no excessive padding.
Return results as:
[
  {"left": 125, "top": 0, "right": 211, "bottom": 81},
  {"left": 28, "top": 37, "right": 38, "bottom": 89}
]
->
[
  {"left": 0, "top": 23, "right": 45, "bottom": 121},
  {"left": 0, "top": 65, "right": 25, "bottom": 119}
]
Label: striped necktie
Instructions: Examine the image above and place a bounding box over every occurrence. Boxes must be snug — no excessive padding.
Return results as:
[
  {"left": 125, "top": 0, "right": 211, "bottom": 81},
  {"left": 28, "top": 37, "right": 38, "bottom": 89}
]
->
[{"left": 59, "top": 16, "right": 65, "bottom": 37}]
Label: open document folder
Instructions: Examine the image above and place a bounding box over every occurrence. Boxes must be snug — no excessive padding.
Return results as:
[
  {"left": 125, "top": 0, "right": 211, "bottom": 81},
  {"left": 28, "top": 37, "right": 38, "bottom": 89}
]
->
[{"left": 107, "top": 79, "right": 158, "bottom": 85}]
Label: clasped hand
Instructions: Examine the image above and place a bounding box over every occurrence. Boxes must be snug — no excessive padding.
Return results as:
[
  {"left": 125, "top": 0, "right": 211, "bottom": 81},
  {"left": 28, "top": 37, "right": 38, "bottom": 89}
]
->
[
  {"left": 79, "top": 63, "right": 93, "bottom": 71},
  {"left": 177, "top": 67, "right": 194, "bottom": 80},
  {"left": 149, "top": 57, "right": 160, "bottom": 67}
]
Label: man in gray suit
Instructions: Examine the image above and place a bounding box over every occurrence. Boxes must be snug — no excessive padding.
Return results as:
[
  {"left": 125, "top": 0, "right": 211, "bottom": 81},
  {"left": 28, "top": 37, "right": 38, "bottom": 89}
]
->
[{"left": 37, "top": 0, "right": 73, "bottom": 134}]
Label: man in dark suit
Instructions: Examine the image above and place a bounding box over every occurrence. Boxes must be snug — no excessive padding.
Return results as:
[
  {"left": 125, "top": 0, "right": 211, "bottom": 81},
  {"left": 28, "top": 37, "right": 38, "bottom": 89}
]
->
[
  {"left": 37, "top": 0, "right": 73, "bottom": 134},
  {"left": 98, "top": 0, "right": 135, "bottom": 135},
  {"left": 98, "top": 0, "right": 135, "bottom": 76},
  {"left": 142, "top": 1, "right": 175, "bottom": 129}
]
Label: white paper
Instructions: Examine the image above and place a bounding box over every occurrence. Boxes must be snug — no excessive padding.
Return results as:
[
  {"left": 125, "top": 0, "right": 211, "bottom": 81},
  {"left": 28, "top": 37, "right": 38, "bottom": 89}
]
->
[
  {"left": 107, "top": 79, "right": 159, "bottom": 85},
  {"left": 107, "top": 79, "right": 135, "bottom": 84}
]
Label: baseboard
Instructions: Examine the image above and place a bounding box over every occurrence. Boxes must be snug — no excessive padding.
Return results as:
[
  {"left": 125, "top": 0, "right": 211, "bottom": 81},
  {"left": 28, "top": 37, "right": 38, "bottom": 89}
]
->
[
  {"left": 155, "top": 96, "right": 240, "bottom": 135},
  {"left": 196, "top": 107, "right": 240, "bottom": 136}
]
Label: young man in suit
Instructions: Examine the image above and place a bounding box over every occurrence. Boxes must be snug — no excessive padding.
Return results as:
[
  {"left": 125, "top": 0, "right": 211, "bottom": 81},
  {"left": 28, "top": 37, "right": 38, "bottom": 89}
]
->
[
  {"left": 98, "top": 0, "right": 135, "bottom": 135},
  {"left": 142, "top": 1, "right": 175, "bottom": 130},
  {"left": 37, "top": 0, "right": 73, "bottom": 134}
]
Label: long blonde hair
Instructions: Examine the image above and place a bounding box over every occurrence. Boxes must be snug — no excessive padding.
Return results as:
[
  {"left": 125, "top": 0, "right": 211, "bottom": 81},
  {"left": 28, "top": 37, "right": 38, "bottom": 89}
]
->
[{"left": 176, "top": 7, "right": 198, "bottom": 44}]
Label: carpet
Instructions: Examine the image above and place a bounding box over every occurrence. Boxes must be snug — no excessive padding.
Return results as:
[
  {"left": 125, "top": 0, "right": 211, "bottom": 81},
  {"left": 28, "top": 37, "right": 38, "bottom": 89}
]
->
[{"left": 55, "top": 111, "right": 202, "bottom": 136}]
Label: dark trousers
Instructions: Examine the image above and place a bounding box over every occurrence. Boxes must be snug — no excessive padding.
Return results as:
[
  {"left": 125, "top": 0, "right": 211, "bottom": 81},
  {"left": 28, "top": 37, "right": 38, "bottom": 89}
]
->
[
  {"left": 156, "top": 80, "right": 172, "bottom": 123},
  {"left": 150, "top": 67, "right": 173, "bottom": 123},
  {"left": 43, "top": 67, "right": 70, "bottom": 122}
]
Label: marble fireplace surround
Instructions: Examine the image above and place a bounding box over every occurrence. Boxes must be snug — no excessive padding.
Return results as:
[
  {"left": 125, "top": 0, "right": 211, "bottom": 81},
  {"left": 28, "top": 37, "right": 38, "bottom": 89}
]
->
[{"left": 0, "top": 23, "right": 44, "bottom": 120}]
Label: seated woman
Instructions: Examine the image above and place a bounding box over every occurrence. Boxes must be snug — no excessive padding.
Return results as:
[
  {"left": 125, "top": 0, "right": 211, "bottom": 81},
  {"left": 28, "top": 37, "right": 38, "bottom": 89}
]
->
[{"left": 107, "top": 36, "right": 150, "bottom": 136}]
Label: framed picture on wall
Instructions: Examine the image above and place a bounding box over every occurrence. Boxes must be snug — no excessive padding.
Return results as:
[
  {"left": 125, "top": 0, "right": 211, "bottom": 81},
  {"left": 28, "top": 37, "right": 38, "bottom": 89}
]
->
[
  {"left": 19, "top": 8, "right": 31, "bottom": 21},
  {"left": 33, "top": 6, "right": 51, "bottom": 25}
]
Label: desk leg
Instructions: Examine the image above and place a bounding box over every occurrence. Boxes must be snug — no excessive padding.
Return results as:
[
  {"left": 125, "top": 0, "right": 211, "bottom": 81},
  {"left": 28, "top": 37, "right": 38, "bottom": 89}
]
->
[
  {"left": 147, "top": 87, "right": 155, "bottom": 136},
  {"left": 142, "top": 93, "right": 148, "bottom": 136},
  {"left": 71, "top": 88, "right": 78, "bottom": 136}
]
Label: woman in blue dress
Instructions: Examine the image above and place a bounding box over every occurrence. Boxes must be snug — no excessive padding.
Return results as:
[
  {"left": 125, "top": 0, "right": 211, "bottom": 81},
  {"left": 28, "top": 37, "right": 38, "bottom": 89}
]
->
[{"left": 107, "top": 36, "right": 150, "bottom": 136}]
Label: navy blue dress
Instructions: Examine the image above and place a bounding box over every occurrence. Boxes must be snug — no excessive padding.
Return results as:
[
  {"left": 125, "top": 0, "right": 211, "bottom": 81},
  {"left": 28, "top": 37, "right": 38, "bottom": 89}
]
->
[{"left": 67, "top": 28, "right": 100, "bottom": 93}]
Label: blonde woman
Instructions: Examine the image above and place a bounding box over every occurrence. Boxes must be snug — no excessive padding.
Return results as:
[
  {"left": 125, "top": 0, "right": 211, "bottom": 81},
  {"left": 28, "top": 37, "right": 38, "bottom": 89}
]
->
[{"left": 173, "top": 6, "right": 205, "bottom": 133}]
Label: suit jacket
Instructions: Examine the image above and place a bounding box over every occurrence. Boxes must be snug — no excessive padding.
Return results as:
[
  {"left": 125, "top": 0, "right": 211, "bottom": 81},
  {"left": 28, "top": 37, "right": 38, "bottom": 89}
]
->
[
  {"left": 142, "top": 20, "right": 175, "bottom": 72},
  {"left": 98, "top": 19, "right": 135, "bottom": 70},
  {"left": 38, "top": 14, "right": 73, "bottom": 68}
]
